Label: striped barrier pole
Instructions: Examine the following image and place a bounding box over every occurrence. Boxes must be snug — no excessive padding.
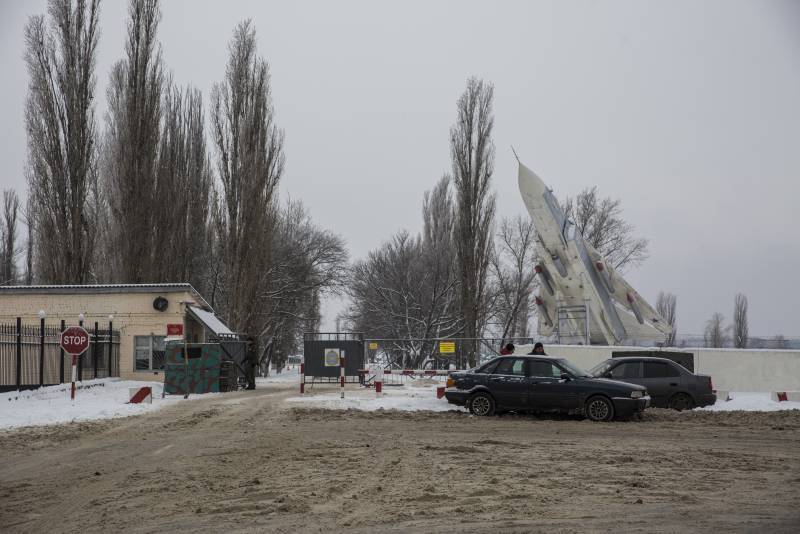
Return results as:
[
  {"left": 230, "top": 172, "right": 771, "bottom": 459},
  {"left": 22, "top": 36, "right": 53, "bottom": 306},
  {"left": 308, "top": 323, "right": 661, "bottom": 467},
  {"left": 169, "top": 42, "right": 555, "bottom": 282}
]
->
[
  {"left": 340, "top": 355, "right": 345, "bottom": 399},
  {"left": 300, "top": 362, "right": 305, "bottom": 395},
  {"left": 70, "top": 354, "right": 78, "bottom": 400}
]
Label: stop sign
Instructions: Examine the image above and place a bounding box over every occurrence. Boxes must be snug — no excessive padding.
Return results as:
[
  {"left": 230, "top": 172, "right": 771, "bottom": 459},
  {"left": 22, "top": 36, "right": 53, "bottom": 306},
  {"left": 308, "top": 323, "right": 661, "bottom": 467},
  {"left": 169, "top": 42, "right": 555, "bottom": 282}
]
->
[{"left": 61, "top": 326, "right": 90, "bottom": 355}]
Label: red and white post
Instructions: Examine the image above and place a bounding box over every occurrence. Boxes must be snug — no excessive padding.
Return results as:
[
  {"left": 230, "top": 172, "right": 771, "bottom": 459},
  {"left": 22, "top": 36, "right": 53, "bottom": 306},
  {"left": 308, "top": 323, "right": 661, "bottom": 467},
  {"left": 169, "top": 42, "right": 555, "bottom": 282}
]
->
[
  {"left": 70, "top": 354, "right": 78, "bottom": 400},
  {"left": 300, "top": 362, "right": 305, "bottom": 395},
  {"left": 340, "top": 355, "right": 345, "bottom": 399},
  {"left": 374, "top": 366, "right": 383, "bottom": 396}
]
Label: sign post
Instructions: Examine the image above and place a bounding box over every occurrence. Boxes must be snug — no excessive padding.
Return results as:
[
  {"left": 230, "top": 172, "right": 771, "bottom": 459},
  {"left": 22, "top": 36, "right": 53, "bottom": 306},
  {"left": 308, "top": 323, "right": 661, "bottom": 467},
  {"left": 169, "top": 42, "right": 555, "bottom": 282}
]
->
[{"left": 60, "top": 326, "right": 91, "bottom": 400}]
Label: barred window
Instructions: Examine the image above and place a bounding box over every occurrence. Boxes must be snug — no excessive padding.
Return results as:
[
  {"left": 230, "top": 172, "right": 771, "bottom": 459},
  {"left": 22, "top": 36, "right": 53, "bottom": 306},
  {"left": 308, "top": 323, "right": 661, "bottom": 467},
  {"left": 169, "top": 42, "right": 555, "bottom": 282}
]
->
[{"left": 134, "top": 335, "right": 166, "bottom": 371}]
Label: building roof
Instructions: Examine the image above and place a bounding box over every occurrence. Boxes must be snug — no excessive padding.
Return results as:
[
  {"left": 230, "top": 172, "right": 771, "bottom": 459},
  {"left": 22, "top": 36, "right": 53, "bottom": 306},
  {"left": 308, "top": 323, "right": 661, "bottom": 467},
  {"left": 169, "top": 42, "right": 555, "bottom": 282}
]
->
[{"left": 0, "top": 283, "right": 212, "bottom": 310}]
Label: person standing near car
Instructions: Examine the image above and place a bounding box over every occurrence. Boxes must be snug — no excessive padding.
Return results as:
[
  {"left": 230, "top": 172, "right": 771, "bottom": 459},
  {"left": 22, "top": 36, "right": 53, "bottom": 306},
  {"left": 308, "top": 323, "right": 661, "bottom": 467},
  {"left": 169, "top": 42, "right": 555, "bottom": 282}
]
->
[
  {"left": 528, "top": 342, "right": 546, "bottom": 355},
  {"left": 500, "top": 343, "right": 515, "bottom": 355}
]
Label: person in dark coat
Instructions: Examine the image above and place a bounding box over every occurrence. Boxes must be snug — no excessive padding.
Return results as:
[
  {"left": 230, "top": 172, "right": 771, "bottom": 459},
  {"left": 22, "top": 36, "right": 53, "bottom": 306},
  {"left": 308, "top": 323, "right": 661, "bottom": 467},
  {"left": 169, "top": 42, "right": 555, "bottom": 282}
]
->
[
  {"left": 500, "top": 343, "right": 515, "bottom": 355},
  {"left": 528, "top": 342, "right": 546, "bottom": 355}
]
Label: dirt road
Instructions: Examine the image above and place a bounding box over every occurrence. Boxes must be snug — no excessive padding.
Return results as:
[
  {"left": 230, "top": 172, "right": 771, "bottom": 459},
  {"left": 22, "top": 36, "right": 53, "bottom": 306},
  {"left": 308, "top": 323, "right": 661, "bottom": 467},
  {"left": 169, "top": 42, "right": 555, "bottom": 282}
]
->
[{"left": 1, "top": 385, "right": 799, "bottom": 533}]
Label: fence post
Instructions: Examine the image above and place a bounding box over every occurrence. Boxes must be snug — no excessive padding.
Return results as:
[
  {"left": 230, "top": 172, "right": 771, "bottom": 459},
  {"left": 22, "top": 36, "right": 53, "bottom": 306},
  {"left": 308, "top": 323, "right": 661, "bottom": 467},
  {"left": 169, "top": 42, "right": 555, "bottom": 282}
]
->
[
  {"left": 93, "top": 322, "right": 99, "bottom": 379},
  {"left": 59, "top": 319, "right": 65, "bottom": 384},
  {"left": 107, "top": 317, "right": 113, "bottom": 377},
  {"left": 15, "top": 317, "right": 21, "bottom": 389},
  {"left": 39, "top": 312, "right": 45, "bottom": 387}
]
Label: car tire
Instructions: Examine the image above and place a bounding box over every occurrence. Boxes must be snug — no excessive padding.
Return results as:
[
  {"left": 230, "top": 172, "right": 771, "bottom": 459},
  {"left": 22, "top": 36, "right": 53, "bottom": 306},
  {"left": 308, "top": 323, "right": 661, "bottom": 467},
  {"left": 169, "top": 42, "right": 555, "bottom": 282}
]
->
[
  {"left": 585, "top": 395, "right": 614, "bottom": 422},
  {"left": 469, "top": 392, "right": 496, "bottom": 417},
  {"left": 668, "top": 393, "right": 694, "bottom": 411}
]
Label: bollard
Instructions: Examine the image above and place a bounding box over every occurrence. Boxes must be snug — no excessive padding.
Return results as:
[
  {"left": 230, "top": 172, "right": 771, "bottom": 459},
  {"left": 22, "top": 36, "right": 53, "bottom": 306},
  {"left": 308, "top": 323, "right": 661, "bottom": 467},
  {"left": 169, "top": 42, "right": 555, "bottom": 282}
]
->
[{"left": 300, "top": 362, "right": 305, "bottom": 394}]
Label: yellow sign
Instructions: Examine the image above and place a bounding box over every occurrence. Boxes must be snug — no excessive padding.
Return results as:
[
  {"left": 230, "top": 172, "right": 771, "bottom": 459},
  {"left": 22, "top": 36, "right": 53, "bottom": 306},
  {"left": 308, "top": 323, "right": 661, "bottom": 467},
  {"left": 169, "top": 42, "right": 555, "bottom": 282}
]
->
[
  {"left": 368, "top": 342, "right": 379, "bottom": 350},
  {"left": 439, "top": 341, "right": 456, "bottom": 354}
]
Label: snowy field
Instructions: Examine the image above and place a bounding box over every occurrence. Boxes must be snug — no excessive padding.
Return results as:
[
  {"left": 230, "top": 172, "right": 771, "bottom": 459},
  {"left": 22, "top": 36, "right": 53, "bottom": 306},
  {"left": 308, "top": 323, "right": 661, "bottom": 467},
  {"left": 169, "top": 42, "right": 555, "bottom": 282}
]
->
[{"left": 0, "top": 378, "right": 206, "bottom": 429}]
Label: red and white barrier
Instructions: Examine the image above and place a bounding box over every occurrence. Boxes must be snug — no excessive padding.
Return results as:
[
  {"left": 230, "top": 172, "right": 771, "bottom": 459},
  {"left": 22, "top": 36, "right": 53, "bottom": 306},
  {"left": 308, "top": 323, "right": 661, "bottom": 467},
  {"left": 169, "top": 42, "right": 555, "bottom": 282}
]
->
[
  {"left": 771, "top": 391, "right": 800, "bottom": 402},
  {"left": 300, "top": 363, "right": 305, "bottom": 395},
  {"left": 358, "top": 369, "right": 452, "bottom": 376},
  {"left": 128, "top": 386, "right": 153, "bottom": 404}
]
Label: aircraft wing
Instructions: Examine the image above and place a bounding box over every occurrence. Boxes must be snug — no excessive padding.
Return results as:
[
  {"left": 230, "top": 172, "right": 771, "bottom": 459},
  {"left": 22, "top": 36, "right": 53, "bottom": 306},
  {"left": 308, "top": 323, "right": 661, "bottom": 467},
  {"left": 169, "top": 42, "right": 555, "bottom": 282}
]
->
[{"left": 582, "top": 241, "right": 672, "bottom": 339}]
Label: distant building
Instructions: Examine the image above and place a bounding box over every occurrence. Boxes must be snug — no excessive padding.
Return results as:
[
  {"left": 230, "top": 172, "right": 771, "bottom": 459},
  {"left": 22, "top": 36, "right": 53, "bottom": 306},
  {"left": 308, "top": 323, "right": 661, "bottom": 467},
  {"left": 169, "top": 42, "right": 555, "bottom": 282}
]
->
[{"left": 0, "top": 284, "right": 235, "bottom": 382}]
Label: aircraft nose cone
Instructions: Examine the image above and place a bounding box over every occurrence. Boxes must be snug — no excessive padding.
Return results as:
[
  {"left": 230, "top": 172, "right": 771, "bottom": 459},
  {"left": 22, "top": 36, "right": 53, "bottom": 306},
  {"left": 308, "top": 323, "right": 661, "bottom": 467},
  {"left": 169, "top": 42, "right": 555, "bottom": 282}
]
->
[{"left": 518, "top": 162, "right": 548, "bottom": 202}]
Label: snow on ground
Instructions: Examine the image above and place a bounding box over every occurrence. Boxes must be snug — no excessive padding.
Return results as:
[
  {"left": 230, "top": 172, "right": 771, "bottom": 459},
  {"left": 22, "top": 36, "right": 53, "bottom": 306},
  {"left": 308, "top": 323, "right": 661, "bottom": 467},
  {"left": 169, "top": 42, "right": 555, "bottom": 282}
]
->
[
  {"left": 285, "top": 380, "right": 466, "bottom": 413},
  {"left": 700, "top": 392, "right": 800, "bottom": 412},
  {"left": 0, "top": 378, "right": 209, "bottom": 430}
]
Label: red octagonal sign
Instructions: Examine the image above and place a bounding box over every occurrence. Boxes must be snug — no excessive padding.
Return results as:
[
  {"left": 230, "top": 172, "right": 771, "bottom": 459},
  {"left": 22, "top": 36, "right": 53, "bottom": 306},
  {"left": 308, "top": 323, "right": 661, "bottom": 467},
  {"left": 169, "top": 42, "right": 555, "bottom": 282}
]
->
[{"left": 61, "top": 326, "right": 91, "bottom": 355}]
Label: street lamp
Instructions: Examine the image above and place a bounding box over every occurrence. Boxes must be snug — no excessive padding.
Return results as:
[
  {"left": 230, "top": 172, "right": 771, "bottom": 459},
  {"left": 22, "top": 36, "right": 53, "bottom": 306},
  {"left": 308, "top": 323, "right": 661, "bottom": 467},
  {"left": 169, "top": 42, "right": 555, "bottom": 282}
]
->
[
  {"left": 78, "top": 313, "right": 85, "bottom": 326},
  {"left": 38, "top": 310, "right": 45, "bottom": 386}
]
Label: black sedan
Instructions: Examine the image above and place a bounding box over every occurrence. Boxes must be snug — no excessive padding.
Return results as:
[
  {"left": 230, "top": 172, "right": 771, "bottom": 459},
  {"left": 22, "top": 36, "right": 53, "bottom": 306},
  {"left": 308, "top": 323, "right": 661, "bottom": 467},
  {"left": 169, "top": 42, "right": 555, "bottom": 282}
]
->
[
  {"left": 445, "top": 355, "right": 649, "bottom": 421},
  {"left": 588, "top": 356, "right": 716, "bottom": 410}
]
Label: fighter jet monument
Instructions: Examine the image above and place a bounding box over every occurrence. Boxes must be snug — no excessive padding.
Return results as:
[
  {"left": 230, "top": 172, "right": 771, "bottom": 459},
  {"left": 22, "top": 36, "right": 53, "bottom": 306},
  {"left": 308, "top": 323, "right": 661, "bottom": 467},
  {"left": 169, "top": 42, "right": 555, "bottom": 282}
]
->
[{"left": 517, "top": 160, "right": 672, "bottom": 345}]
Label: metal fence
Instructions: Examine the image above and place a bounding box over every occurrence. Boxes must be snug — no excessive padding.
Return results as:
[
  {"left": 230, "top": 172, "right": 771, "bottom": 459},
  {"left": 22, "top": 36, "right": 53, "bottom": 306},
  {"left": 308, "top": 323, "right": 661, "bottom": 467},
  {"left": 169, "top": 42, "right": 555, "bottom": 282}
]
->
[{"left": 0, "top": 318, "right": 120, "bottom": 393}]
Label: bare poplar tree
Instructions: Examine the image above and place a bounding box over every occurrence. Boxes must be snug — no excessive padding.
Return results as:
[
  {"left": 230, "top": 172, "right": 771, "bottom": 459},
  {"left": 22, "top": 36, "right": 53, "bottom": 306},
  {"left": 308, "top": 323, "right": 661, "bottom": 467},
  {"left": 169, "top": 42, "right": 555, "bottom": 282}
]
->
[
  {"left": 451, "top": 77, "right": 496, "bottom": 366},
  {"left": 151, "top": 83, "right": 212, "bottom": 289},
  {"left": 655, "top": 291, "right": 677, "bottom": 346},
  {"left": 732, "top": 293, "right": 749, "bottom": 348},
  {"left": 704, "top": 312, "right": 727, "bottom": 348},
  {"left": 24, "top": 0, "right": 101, "bottom": 284},
  {"left": 211, "top": 20, "right": 285, "bottom": 388},
  {"left": 0, "top": 190, "right": 21, "bottom": 285},
  {"left": 489, "top": 216, "right": 538, "bottom": 340},
  {"left": 104, "top": 0, "right": 164, "bottom": 282},
  {"left": 563, "top": 187, "right": 649, "bottom": 272}
]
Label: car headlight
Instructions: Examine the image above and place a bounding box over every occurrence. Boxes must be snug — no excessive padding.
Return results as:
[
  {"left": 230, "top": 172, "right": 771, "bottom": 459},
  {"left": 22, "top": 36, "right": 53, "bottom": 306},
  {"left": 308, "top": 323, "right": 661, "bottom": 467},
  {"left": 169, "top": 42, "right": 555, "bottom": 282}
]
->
[{"left": 631, "top": 390, "right": 643, "bottom": 399}]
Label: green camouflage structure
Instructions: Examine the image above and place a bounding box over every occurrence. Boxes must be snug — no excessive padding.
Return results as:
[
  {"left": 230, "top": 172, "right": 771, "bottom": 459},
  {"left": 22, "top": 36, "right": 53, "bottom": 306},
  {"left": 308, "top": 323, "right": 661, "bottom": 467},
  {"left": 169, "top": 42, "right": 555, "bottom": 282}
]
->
[{"left": 164, "top": 343, "right": 223, "bottom": 394}]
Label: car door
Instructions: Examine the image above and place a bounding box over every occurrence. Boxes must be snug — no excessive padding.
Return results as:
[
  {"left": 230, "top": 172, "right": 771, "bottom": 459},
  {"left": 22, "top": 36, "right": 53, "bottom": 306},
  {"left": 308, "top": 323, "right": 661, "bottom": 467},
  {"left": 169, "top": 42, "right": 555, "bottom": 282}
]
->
[
  {"left": 639, "top": 361, "right": 679, "bottom": 406},
  {"left": 527, "top": 360, "right": 580, "bottom": 411},
  {"left": 488, "top": 357, "right": 528, "bottom": 408},
  {"left": 607, "top": 360, "right": 643, "bottom": 385}
]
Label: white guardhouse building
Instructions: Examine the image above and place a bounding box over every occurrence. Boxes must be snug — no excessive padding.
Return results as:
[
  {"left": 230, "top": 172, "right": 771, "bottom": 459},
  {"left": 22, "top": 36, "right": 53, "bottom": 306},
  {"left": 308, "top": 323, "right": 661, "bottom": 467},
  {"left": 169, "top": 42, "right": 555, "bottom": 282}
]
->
[{"left": 0, "top": 284, "right": 235, "bottom": 382}]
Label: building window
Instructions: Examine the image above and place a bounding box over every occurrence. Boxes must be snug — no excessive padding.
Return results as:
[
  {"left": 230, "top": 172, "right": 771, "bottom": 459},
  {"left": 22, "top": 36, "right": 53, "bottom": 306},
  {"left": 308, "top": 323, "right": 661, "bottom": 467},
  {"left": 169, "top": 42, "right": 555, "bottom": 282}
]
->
[{"left": 134, "top": 335, "right": 166, "bottom": 371}]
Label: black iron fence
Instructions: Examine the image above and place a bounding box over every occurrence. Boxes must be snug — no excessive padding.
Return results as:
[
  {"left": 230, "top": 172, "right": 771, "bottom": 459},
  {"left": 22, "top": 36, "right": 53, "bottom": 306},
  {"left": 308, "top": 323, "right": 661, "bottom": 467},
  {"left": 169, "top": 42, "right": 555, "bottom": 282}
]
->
[{"left": 0, "top": 318, "right": 120, "bottom": 393}]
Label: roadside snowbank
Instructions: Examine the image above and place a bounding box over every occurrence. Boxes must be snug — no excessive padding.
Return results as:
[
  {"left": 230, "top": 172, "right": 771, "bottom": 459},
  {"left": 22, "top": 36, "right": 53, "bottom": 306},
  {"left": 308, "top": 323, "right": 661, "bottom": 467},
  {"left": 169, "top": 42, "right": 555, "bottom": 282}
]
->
[
  {"left": 285, "top": 381, "right": 465, "bottom": 412},
  {"left": 700, "top": 392, "right": 800, "bottom": 412},
  {"left": 0, "top": 379, "right": 206, "bottom": 429},
  {"left": 286, "top": 384, "right": 800, "bottom": 414}
]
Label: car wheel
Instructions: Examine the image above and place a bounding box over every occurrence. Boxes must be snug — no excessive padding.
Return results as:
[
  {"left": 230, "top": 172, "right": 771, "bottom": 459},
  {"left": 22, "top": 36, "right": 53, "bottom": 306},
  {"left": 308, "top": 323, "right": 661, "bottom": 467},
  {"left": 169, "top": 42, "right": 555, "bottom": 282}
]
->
[
  {"left": 585, "top": 395, "right": 614, "bottom": 422},
  {"left": 668, "top": 393, "right": 694, "bottom": 411},
  {"left": 469, "top": 392, "right": 496, "bottom": 416}
]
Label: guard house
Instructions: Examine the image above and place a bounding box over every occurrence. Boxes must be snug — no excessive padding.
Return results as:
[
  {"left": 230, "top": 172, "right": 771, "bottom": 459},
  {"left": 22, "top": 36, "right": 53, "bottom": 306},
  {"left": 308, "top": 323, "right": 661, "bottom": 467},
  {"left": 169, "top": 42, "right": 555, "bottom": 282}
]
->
[{"left": 0, "top": 284, "right": 236, "bottom": 382}]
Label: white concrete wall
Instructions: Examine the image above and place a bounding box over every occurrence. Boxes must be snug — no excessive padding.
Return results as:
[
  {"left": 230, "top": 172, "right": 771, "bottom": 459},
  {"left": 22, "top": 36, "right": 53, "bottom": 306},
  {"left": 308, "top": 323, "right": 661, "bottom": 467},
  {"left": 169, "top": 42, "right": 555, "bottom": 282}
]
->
[{"left": 514, "top": 344, "right": 800, "bottom": 392}]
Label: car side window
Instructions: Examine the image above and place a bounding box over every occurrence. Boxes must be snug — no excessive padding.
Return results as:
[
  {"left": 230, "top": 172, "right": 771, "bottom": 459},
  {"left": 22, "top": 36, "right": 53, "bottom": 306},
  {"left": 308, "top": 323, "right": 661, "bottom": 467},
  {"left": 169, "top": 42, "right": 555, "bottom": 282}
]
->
[
  {"left": 664, "top": 363, "right": 680, "bottom": 377},
  {"left": 528, "top": 360, "right": 560, "bottom": 378},
  {"left": 477, "top": 359, "right": 500, "bottom": 374},
  {"left": 643, "top": 362, "right": 669, "bottom": 378},
  {"left": 611, "top": 362, "right": 640, "bottom": 379},
  {"left": 494, "top": 358, "right": 525, "bottom": 376}
]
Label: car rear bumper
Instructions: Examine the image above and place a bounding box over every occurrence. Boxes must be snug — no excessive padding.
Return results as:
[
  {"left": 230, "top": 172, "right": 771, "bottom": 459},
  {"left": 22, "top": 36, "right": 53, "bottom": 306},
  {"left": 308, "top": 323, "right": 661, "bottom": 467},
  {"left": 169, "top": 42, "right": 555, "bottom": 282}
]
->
[
  {"left": 611, "top": 396, "right": 650, "bottom": 417},
  {"left": 697, "top": 393, "right": 717, "bottom": 407},
  {"left": 444, "top": 389, "right": 469, "bottom": 406}
]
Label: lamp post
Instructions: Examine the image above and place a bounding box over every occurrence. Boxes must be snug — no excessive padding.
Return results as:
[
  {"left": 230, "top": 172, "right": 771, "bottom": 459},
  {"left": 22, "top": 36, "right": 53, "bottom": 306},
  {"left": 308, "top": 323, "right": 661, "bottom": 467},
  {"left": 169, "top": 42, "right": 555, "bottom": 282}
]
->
[
  {"left": 108, "top": 315, "right": 114, "bottom": 377},
  {"left": 38, "top": 310, "right": 45, "bottom": 387}
]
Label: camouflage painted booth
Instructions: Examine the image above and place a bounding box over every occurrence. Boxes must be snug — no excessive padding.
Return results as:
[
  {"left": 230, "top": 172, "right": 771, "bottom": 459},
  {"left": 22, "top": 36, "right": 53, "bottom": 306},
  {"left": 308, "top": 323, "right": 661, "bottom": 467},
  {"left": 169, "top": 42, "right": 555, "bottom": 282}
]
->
[{"left": 164, "top": 342, "right": 239, "bottom": 394}]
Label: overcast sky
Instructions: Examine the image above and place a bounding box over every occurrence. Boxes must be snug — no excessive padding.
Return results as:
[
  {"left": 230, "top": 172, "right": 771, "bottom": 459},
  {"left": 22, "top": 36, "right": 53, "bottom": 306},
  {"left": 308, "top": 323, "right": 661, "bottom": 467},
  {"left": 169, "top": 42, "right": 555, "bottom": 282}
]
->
[{"left": 1, "top": 0, "right": 798, "bottom": 336}]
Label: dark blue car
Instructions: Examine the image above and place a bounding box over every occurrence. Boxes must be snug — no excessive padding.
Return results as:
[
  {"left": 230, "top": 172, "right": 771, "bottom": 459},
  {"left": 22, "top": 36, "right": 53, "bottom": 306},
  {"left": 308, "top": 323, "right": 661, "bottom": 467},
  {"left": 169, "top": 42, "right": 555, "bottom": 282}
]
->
[{"left": 445, "top": 355, "right": 649, "bottom": 422}]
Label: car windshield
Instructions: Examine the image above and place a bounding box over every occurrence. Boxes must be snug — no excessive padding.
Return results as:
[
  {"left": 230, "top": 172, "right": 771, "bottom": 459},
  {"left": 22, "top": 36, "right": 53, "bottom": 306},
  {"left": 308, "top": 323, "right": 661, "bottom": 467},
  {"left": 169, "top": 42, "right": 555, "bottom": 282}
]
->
[
  {"left": 588, "top": 360, "right": 613, "bottom": 377},
  {"left": 557, "top": 358, "right": 590, "bottom": 378}
]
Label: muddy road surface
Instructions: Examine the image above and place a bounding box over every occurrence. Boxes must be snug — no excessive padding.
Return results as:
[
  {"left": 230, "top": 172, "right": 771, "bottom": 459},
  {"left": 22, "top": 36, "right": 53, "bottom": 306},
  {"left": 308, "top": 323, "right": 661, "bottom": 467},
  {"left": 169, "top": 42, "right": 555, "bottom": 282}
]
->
[{"left": 1, "top": 385, "right": 799, "bottom": 533}]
